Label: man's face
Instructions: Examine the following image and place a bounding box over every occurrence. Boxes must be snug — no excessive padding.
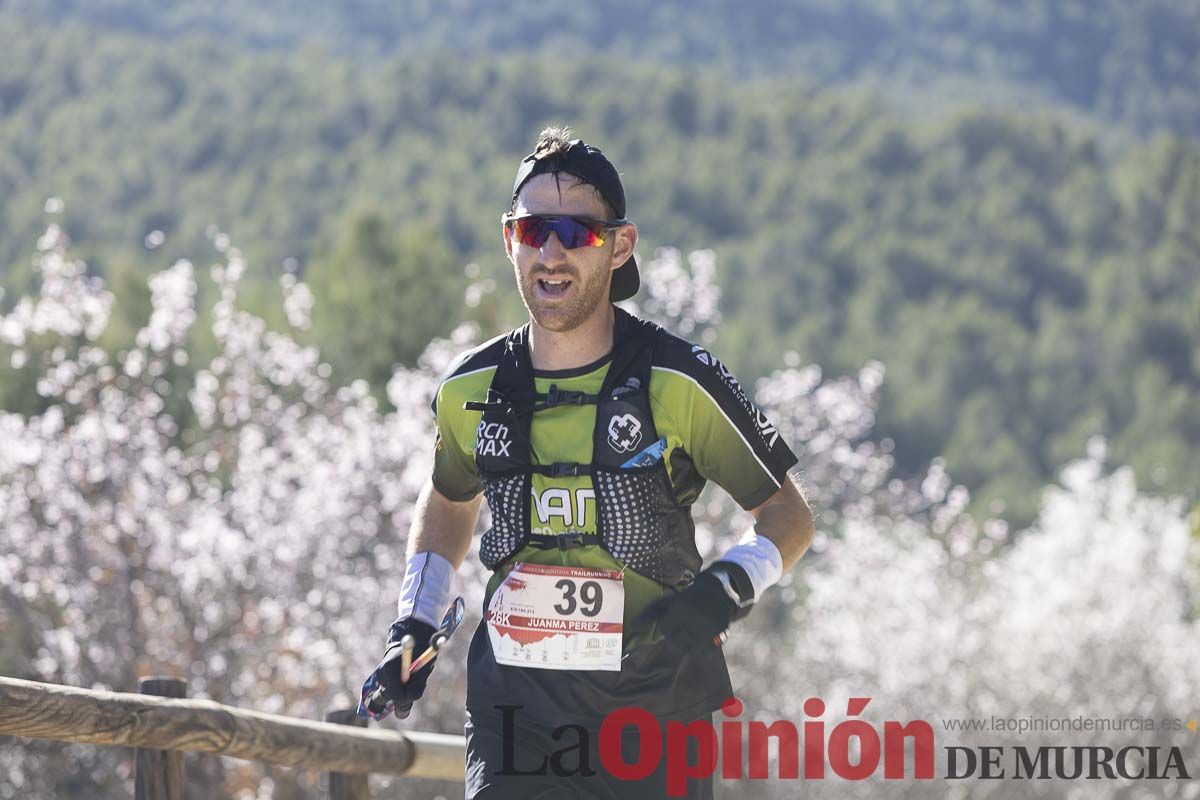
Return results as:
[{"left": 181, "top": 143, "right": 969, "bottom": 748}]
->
[{"left": 504, "top": 172, "right": 637, "bottom": 333}]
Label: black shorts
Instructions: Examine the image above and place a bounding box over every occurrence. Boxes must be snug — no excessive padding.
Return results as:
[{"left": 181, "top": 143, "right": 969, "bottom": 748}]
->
[{"left": 464, "top": 706, "right": 717, "bottom": 800}]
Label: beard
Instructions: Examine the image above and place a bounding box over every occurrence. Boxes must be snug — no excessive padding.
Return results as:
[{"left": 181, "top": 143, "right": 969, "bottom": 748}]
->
[{"left": 516, "top": 261, "right": 612, "bottom": 332}]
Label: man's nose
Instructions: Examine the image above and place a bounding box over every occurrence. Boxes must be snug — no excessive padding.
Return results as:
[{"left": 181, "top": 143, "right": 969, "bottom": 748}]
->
[{"left": 538, "top": 231, "right": 569, "bottom": 266}]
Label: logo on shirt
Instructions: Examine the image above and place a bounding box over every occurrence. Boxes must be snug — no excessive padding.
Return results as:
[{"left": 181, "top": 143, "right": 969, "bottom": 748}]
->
[
  {"left": 694, "top": 345, "right": 779, "bottom": 452},
  {"left": 476, "top": 421, "right": 513, "bottom": 458},
  {"left": 694, "top": 345, "right": 738, "bottom": 387},
  {"left": 533, "top": 487, "right": 596, "bottom": 530},
  {"left": 611, "top": 376, "right": 641, "bottom": 398},
  {"left": 692, "top": 344, "right": 716, "bottom": 367},
  {"left": 607, "top": 413, "right": 643, "bottom": 453},
  {"left": 756, "top": 409, "right": 781, "bottom": 448}
]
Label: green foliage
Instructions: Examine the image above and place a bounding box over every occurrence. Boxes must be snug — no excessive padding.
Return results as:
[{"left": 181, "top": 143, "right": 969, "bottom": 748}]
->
[
  {"left": 305, "top": 208, "right": 462, "bottom": 398},
  {"left": 7, "top": 0, "right": 1200, "bottom": 136},
  {"left": 1, "top": 15, "right": 1197, "bottom": 527}
]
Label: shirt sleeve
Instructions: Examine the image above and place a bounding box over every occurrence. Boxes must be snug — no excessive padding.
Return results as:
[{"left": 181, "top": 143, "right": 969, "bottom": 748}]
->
[
  {"left": 430, "top": 381, "right": 483, "bottom": 501},
  {"left": 679, "top": 354, "right": 798, "bottom": 510}
]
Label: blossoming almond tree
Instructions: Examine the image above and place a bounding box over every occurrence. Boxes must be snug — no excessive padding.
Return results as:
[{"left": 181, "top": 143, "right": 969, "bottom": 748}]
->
[{"left": 1, "top": 224, "right": 1195, "bottom": 799}]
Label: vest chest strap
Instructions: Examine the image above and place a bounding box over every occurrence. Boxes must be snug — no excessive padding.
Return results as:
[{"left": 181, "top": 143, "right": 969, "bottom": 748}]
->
[
  {"left": 530, "top": 462, "right": 591, "bottom": 478},
  {"left": 464, "top": 384, "right": 600, "bottom": 416},
  {"left": 538, "top": 385, "right": 599, "bottom": 409},
  {"left": 527, "top": 531, "right": 604, "bottom": 551}
]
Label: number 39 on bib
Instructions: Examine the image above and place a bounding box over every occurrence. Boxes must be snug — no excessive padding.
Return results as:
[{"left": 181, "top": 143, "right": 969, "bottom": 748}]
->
[{"left": 486, "top": 562, "right": 625, "bottom": 671}]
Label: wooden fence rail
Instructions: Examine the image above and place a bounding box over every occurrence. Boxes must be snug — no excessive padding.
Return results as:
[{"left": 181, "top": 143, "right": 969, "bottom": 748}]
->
[{"left": 0, "top": 675, "right": 464, "bottom": 798}]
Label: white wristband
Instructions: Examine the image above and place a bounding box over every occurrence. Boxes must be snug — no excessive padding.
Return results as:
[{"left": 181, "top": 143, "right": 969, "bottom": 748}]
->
[
  {"left": 396, "top": 552, "right": 455, "bottom": 628},
  {"left": 718, "top": 533, "right": 783, "bottom": 601}
]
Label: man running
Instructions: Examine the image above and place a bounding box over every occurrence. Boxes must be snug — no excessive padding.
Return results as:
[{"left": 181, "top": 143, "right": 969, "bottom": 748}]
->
[{"left": 369, "top": 127, "right": 814, "bottom": 798}]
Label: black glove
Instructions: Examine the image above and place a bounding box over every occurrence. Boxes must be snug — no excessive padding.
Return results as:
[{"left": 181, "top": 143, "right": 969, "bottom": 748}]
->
[
  {"left": 635, "top": 562, "right": 755, "bottom": 653},
  {"left": 373, "top": 617, "right": 437, "bottom": 718}
]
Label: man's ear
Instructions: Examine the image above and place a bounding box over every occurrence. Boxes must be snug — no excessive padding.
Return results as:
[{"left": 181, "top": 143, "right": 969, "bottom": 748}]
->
[
  {"left": 610, "top": 222, "right": 638, "bottom": 271},
  {"left": 502, "top": 224, "right": 514, "bottom": 261}
]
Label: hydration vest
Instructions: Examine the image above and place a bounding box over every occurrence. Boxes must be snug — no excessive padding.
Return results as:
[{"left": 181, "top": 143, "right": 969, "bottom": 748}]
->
[{"left": 467, "top": 309, "right": 701, "bottom": 591}]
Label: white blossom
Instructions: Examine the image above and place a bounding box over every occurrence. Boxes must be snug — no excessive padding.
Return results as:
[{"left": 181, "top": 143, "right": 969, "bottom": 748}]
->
[{"left": 0, "top": 227, "right": 1194, "bottom": 799}]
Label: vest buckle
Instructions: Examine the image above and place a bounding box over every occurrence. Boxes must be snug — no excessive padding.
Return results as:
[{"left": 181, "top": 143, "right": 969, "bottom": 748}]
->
[
  {"left": 557, "top": 532, "right": 584, "bottom": 550},
  {"left": 546, "top": 385, "right": 586, "bottom": 406}
]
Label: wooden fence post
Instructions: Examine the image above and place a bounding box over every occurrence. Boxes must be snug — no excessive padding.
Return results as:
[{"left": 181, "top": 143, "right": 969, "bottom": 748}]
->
[
  {"left": 325, "top": 708, "right": 370, "bottom": 800},
  {"left": 135, "top": 676, "right": 187, "bottom": 800}
]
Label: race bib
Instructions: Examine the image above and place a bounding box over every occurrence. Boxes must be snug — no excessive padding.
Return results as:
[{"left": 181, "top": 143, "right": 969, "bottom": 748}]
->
[{"left": 486, "top": 562, "right": 624, "bottom": 671}]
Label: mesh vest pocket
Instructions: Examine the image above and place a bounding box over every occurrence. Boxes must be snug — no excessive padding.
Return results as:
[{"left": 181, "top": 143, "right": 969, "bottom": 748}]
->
[
  {"left": 479, "top": 473, "right": 527, "bottom": 569},
  {"left": 594, "top": 466, "right": 697, "bottom": 587}
]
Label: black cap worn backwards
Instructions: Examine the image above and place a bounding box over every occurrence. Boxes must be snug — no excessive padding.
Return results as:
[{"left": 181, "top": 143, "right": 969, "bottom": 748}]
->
[{"left": 510, "top": 138, "right": 639, "bottom": 302}]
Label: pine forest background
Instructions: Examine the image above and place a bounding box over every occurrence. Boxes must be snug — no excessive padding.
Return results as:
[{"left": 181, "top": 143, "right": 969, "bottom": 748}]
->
[{"left": 1, "top": 2, "right": 1198, "bottom": 798}]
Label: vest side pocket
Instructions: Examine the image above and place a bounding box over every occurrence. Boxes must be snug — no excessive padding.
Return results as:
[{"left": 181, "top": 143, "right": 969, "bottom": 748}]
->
[
  {"left": 479, "top": 472, "right": 527, "bottom": 569},
  {"left": 595, "top": 463, "right": 695, "bottom": 588}
]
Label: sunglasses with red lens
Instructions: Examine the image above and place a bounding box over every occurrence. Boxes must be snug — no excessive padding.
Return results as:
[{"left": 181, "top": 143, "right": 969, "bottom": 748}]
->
[{"left": 504, "top": 214, "right": 627, "bottom": 250}]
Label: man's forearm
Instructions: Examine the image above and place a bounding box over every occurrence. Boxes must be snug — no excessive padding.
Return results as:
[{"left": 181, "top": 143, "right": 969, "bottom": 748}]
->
[
  {"left": 393, "top": 479, "right": 482, "bottom": 626},
  {"left": 406, "top": 479, "right": 482, "bottom": 570},
  {"left": 748, "top": 476, "right": 814, "bottom": 572}
]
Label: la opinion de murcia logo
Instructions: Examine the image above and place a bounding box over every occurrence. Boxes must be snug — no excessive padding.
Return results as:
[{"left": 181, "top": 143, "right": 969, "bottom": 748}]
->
[{"left": 607, "top": 413, "right": 643, "bottom": 453}]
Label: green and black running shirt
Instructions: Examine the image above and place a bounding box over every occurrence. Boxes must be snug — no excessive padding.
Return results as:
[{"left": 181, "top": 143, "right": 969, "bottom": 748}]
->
[{"left": 431, "top": 309, "right": 798, "bottom": 725}]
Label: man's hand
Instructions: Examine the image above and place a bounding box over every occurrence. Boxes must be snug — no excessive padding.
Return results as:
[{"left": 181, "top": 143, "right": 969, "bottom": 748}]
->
[
  {"left": 635, "top": 563, "right": 753, "bottom": 653},
  {"left": 374, "top": 617, "right": 438, "bottom": 717}
]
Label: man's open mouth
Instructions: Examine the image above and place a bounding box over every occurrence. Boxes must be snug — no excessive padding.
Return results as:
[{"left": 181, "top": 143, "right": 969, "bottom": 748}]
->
[{"left": 537, "top": 278, "right": 572, "bottom": 298}]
